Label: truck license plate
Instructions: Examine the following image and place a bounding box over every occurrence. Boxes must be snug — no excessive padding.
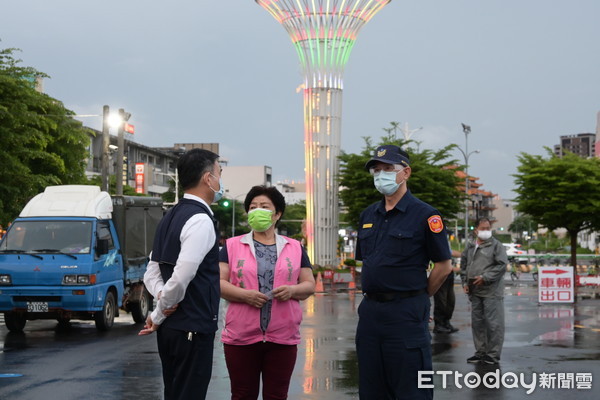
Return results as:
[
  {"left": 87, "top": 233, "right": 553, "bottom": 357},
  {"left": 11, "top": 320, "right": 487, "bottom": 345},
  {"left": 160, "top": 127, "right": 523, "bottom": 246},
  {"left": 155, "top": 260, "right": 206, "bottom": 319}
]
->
[{"left": 27, "top": 302, "right": 48, "bottom": 312}]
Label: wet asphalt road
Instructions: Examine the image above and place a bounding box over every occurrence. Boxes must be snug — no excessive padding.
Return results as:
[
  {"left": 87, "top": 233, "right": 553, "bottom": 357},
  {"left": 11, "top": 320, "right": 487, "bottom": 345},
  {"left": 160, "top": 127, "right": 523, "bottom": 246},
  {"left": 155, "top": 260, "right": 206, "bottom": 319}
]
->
[{"left": 0, "top": 274, "right": 599, "bottom": 399}]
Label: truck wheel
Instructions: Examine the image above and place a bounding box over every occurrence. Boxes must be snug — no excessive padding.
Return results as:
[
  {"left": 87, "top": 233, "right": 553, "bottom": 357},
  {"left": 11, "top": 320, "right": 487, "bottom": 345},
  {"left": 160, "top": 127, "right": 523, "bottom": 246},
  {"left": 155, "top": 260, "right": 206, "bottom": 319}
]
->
[
  {"left": 4, "top": 312, "right": 27, "bottom": 332},
  {"left": 95, "top": 291, "right": 116, "bottom": 331},
  {"left": 131, "top": 287, "right": 151, "bottom": 324}
]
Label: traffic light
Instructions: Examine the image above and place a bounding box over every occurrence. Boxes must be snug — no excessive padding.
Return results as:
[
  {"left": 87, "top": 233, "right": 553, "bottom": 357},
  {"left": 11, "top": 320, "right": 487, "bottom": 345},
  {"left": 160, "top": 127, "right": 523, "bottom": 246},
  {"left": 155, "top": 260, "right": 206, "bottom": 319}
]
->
[{"left": 220, "top": 199, "right": 230, "bottom": 208}]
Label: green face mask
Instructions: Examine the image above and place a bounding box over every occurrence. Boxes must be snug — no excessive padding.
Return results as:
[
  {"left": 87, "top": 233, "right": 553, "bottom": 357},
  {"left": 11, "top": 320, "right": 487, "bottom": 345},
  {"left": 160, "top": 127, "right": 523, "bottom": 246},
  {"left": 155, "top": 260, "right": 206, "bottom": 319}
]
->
[{"left": 248, "top": 208, "right": 274, "bottom": 232}]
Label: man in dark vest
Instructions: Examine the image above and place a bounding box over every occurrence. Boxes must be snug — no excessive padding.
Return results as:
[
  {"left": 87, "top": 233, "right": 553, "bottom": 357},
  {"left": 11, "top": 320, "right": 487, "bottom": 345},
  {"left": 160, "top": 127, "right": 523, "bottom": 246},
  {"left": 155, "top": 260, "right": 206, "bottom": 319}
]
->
[{"left": 139, "top": 148, "right": 223, "bottom": 399}]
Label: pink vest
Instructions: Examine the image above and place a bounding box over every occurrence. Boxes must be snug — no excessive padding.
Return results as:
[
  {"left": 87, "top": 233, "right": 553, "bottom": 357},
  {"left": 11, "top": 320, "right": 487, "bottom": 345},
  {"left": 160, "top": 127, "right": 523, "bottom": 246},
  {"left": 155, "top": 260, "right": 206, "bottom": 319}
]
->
[{"left": 221, "top": 233, "right": 304, "bottom": 345}]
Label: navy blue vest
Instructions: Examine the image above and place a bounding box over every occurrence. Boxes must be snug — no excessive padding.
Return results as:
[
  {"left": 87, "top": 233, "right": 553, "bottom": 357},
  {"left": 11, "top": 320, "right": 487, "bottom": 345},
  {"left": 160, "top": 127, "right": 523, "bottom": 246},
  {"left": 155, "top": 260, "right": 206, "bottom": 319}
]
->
[{"left": 151, "top": 198, "right": 220, "bottom": 333}]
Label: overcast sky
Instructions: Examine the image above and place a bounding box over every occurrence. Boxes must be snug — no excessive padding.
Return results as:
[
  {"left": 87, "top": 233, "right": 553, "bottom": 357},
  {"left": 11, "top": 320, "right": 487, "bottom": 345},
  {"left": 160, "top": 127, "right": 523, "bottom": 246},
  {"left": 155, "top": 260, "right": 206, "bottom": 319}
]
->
[{"left": 2, "top": 1, "right": 599, "bottom": 199}]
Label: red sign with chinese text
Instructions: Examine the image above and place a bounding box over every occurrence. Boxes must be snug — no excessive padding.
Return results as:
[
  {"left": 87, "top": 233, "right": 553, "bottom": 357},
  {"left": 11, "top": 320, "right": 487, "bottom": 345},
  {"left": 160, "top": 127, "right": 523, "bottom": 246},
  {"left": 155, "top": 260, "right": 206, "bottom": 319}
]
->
[
  {"left": 538, "top": 266, "right": 574, "bottom": 303},
  {"left": 135, "top": 162, "right": 145, "bottom": 194}
]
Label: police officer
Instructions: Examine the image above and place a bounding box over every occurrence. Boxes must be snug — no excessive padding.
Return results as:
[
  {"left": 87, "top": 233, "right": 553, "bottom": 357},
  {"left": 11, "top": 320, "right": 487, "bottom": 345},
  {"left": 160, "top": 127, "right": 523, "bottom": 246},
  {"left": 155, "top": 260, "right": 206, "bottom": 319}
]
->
[{"left": 355, "top": 145, "right": 453, "bottom": 400}]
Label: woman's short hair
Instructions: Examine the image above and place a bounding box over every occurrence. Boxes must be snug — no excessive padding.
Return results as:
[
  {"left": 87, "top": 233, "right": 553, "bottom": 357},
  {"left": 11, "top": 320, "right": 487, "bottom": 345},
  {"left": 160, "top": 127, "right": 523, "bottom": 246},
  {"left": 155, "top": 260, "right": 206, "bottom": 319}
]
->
[
  {"left": 177, "top": 149, "right": 219, "bottom": 191},
  {"left": 243, "top": 185, "right": 286, "bottom": 216}
]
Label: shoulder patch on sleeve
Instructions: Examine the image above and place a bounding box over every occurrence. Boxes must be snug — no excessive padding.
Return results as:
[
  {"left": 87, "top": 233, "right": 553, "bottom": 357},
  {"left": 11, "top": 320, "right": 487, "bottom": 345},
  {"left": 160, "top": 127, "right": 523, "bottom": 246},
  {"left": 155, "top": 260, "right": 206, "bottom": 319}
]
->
[{"left": 427, "top": 215, "right": 444, "bottom": 233}]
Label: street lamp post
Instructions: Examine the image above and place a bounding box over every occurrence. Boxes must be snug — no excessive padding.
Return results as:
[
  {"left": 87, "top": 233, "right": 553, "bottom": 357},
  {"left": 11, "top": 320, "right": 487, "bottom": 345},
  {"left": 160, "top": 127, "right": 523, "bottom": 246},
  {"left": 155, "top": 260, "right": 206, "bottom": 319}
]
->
[
  {"left": 115, "top": 109, "right": 131, "bottom": 196},
  {"left": 101, "top": 105, "right": 110, "bottom": 192},
  {"left": 232, "top": 198, "right": 236, "bottom": 238},
  {"left": 458, "top": 123, "right": 479, "bottom": 245},
  {"left": 156, "top": 169, "right": 179, "bottom": 205}
]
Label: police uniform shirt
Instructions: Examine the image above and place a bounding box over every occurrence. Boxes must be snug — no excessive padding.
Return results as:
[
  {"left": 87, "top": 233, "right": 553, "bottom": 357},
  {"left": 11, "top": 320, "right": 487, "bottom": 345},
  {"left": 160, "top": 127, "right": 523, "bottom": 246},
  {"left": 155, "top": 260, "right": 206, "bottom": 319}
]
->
[{"left": 356, "top": 190, "right": 451, "bottom": 293}]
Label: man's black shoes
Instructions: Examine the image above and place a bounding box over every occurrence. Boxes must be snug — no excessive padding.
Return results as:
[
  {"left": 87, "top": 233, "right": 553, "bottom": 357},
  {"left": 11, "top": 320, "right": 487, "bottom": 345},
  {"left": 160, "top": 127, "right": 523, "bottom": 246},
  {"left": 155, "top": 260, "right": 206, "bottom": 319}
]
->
[
  {"left": 467, "top": 355, "right": 483, "bottom": 363},
  {"left": 467, "top": 355, "right": 499, "bottom": 364},
  {"left": 482, "top": 355, "right": 499, "bottom": 365},
  {"left": 433, "top": 325, "right": 452, "bottom": 333},
  {"left": 433, "top": 324, "right": 459, "bottom": 334}
]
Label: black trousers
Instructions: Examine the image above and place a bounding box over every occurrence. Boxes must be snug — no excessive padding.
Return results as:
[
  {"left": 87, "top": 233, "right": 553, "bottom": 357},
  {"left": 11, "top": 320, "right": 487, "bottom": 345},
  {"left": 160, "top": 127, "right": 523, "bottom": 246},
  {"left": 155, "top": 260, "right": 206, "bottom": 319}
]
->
[
  {"left": 433, "top": 272, "right": 456, "bottom": 327},
  {"left": 157, "top": 326, "right": 215, "bottom": 400},
  {"left": 356, "top": 293, "right": 433, "bottom": 400}
]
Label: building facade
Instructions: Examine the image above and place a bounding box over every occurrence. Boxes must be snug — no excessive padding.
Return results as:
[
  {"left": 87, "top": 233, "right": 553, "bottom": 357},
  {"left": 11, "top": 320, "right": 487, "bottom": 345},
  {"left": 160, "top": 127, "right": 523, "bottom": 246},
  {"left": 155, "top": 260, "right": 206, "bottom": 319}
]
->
[
  {"left": 491, "top": 196, "right": 516, "bottom": 234},
  {"left": 553, "top": 133, "right": 596, "bottom": 158},
  {"left": 220, "top": 165, "right": 273, "bottom": 201},
  {"left": 454, "top": 169, "right": 497, "bottom": 233},
  {"left": 86, "top": 131, "right": 220, "bottom": 197},
  {"left": 275, "top": 182, "right": 306, "bottom": 205}
]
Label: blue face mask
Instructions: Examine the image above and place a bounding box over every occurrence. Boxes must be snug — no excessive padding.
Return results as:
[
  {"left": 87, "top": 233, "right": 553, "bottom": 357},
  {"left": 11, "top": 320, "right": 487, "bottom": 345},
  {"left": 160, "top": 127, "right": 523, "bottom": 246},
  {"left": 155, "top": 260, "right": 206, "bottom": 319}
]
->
[
  {"left": 373, "top": 170, "right": 403, "bottom": 196},
  {"left": 210, "top": 174, "right": 224, "bottom": 203}
]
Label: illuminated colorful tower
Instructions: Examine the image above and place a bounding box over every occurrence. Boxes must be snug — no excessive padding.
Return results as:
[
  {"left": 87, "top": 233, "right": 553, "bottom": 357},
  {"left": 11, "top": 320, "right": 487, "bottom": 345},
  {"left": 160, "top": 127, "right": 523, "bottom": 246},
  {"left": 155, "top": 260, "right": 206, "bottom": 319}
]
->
[{"left": 256, "top": 0, "right": 391, "bottom": 265}]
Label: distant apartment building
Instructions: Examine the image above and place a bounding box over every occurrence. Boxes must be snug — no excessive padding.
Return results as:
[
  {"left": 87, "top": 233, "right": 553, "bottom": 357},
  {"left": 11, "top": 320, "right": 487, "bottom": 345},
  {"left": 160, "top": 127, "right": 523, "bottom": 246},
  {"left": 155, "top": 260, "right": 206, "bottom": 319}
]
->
[
  {"left": 491, "top": 196, "right": 516, "bottom": 234},
  {"left": 275, "top": 181, "right": 306, "bottom": 205},
  {"left": 154, "top": 143, "right": 220, "bottom": 158},
  {"left": 553, "top": 133, "right": 596, "bottom": 158},
  {"left": 86, "top": 130, "right": 219, "bottom": 197},
  {"left": 221, "top": 165, "right": 273, "bottom": 200}
]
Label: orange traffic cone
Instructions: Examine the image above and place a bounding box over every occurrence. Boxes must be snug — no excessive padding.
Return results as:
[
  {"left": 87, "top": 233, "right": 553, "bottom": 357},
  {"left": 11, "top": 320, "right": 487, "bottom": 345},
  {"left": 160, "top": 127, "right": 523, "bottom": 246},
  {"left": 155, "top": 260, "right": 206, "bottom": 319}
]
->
[{"left": 315, "top": 272, "right": 325, "bottom": 293}]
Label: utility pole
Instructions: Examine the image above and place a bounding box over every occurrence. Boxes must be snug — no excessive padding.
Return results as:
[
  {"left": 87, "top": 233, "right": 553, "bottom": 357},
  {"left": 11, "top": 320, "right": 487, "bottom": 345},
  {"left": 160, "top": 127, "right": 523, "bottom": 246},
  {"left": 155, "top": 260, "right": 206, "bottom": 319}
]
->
[
  {"left": 115, "top": 109, "right": 131, "bottom": 196},
  {"left": 458, "top": 123, "right": 479, "bottom": 244},
  {"left": 463, "top": 123, "right": 471, "bottom": 244},
  {"left": 101, "top": 105, "right": 110, "bottom": 192}
]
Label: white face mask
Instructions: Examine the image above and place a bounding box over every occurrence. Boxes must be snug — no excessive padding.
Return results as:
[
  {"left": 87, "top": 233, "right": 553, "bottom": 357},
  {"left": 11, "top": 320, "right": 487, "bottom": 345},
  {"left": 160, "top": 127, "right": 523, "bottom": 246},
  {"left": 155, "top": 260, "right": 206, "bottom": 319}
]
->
[{"left": 477, "top": 230, "right": 492, "bottom": 240}]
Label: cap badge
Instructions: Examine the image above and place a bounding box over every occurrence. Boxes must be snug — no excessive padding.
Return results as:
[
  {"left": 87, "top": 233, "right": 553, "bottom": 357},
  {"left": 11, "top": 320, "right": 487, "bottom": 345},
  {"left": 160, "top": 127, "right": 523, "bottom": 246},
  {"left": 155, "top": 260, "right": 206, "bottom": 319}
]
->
[{"left": 377, "top": 149, "right": 387, "bottom": 157}]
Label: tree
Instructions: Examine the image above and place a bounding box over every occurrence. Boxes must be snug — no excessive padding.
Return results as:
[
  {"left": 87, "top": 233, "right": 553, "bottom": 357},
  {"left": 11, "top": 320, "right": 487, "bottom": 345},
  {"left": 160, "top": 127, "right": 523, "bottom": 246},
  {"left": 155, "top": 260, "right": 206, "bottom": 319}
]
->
[
  {"left": 210, "top": 197, "right": 247, "bottom": 239},
  {"left": 278, "top": 201, "right": 306, "bottom": 240},
  {"left": 338, "top": 126, "right": 464, "bottom": 229},
  {"left": 0, "top": 47, "right": 91, "bottom": 225},
  {"left": 508, "top": 214, "right": 535, "bottom": 243},
  {"left": 513, "top": 149, "right": 600, "bottom": 267},
  {"left": 161, "top": 176, "right": 182, "bottom": 204}
]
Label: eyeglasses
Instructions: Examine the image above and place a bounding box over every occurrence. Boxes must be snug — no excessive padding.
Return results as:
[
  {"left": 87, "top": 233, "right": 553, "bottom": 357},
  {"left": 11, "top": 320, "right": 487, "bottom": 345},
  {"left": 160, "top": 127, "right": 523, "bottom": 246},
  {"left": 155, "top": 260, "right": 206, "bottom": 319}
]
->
[{"left": 369, "top": 164, "right": 404, "bottom": 176}]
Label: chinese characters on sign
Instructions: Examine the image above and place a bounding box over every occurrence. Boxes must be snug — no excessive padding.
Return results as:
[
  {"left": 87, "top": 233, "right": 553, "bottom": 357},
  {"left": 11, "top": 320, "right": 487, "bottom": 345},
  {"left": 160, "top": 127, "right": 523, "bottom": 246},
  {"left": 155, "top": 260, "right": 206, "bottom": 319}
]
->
[
  {"left": 135, "top": 162, "right": 145, "bottom": 194},
  {"left": 538, "top": 266, "right": 574, "bottom": 303}
]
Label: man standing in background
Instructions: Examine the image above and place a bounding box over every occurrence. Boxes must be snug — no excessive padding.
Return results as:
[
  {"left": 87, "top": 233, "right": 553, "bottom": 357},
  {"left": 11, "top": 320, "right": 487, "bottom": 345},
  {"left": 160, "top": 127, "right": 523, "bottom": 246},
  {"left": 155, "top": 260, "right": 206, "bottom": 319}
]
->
[{"left": 461, "top": 217, "right": 508, "bottom": 365}]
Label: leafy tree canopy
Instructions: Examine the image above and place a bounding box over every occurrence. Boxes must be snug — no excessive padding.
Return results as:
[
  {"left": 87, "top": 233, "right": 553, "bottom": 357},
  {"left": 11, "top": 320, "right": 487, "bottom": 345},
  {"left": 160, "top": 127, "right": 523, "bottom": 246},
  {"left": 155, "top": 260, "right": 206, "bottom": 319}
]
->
[
  {"left": 0, "top": 46, "right": 92, "bottom": 224},
  {"left": 338, "top": 124, "right": 464, "bottom": 229},
  {"left": 508, "top": 214, "right": 536, "bottom": 241},
  {"left": 278, "top": 201, "right": 306, "bottom": 240},
  {"left": 513, "top": 148, "right": 600, "bottom": 265}
]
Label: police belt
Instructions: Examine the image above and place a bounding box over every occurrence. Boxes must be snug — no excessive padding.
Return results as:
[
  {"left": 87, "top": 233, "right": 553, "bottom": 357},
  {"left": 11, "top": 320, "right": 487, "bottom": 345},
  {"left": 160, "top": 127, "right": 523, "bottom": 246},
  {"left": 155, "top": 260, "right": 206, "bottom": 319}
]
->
[{"left": 363, "top": 289, "right": 427, "bottom": 302}]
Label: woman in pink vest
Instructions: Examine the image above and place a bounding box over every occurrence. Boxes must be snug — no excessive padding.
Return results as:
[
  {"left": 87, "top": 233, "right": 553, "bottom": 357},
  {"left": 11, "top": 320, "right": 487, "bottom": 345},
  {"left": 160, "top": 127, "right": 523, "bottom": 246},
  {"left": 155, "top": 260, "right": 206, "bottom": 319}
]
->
[{"left": 219, "top": 185, "right": 315, "bottom": 400}]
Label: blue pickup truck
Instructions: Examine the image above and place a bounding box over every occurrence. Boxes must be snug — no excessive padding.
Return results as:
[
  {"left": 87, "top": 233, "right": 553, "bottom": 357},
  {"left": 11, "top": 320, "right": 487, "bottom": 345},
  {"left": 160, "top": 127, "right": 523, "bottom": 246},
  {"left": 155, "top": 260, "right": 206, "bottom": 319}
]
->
[{"left": 0, "top": 185, "right": 163, "bottom": 332}]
